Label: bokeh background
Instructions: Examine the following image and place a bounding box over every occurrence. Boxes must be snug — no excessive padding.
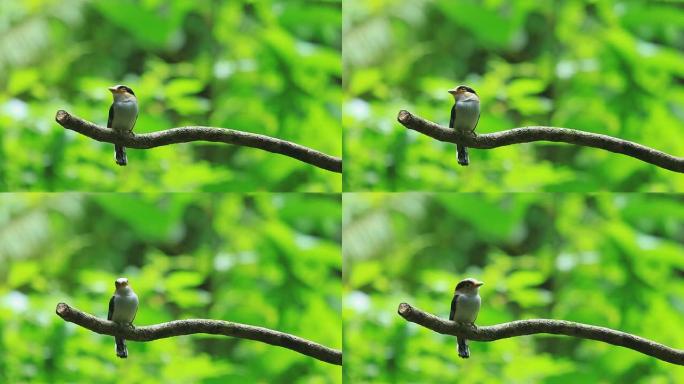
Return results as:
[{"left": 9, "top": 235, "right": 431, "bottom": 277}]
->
[
  {"left": 343, "top": 193, "right": 684, "bottom": 382},
  {"left": 343, "top": 0, "right": 684, "bottom": 191},
  {"left": 0, "top": 0, "right": 341, "bottom": 192},
  {"left": 0, "top": 194, "right": 342, "bottom": 383}
]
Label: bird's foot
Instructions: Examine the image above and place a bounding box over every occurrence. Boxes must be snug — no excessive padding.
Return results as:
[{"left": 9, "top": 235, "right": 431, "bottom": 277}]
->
[{"left": 455, "top": 321, "right": 477, "bottom": 330}]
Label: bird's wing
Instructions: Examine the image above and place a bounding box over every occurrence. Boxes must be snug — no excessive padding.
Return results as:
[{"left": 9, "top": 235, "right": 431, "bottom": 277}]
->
[
  {"left": 449, "top": 294, "right": 459, "bottom": 321},
  {"left": 131, "top": 296, "right": 138, "bottom": 323},
  {"left": 449, "top": 105, "right": 456, "bottom": 128},
  {"left": 130, "top": 108, "right": 138, "bottom": 132},
  {"left": 107, "top": 104, "right": 113, "bottom": 128},
  {"left": 107, "top": 295, "right": 115, "bottom": 321}
]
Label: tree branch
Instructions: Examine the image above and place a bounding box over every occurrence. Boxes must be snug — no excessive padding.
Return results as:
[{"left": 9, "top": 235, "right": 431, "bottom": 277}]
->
[
  {"left": 397, "top": 110, "right": 684, "bottom": 173},
  {"left": 56, "top": 302, "right": 342, "bottom": 365},
  {"left": 397, "top": 303, "right": 684, "bottom": 365},
  {"left": 55, "top": 110, "right": 342, "bottom": 173}
]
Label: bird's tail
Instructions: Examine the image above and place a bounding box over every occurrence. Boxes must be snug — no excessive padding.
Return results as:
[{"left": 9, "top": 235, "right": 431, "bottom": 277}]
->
[
  {"left": 115, "top": 337, "right": 128, "bottom": 358},
  {"left": 115, "top": 145, "right": 127, "bottom": 166},
  {"left": 457, "top": 337, "right": 470, "bottom": 358},
  {"left": 457, "top": 145, "right": 469, "bottom": 166}
]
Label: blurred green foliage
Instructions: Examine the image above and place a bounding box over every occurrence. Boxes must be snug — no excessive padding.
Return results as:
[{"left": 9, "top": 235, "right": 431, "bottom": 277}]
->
[
  {"left": 0, "top": 0, "right": 341, "bottom": 192},
  {"left": 343, "top": 193, "right": 684, "bottom": 382},
  {"left": 343, "top": 0, "right": 684, "bottom": 191},
  {"left": 0, "top": 194, "right": 342, "bottom": 383}
]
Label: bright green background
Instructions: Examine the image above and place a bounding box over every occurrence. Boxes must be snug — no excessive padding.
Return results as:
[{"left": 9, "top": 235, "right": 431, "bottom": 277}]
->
[
  {"left": 0, "top": 0, "right": 341, "bottom": 192},
  {"left": 343, "top": 0, "right": 684, "bottom": 192},
  {"left": 0, "top": 194, "right": 342, "bottom": 383},
  {"left": 343, "top": 193, "right": 684, "bottom": 382}
]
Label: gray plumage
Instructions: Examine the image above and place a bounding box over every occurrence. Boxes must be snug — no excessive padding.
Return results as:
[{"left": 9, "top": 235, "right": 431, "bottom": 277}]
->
[
  {"left": 107, "top": 85, "right": 138, "bottom": 166},
  {"left": 448, "top": 85, "right": 480, "bottom": 166},
  {"left": 107, "top": 278, "right": 138, "bottom": 358},
  {"left": 449, "top": 278, "right": 483, "bottom": 358}
]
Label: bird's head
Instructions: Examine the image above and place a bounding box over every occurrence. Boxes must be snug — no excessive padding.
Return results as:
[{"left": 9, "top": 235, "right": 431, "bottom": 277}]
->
[
  {"left": 115, "top": 277, "right": 129, "bottom": 289},
  {"left": 454, "top": 277, "right": 483, "bottom": 294},
  {"left": 108, "top": 85, "right": 136, "bottom": 102},
  {"left": 448, "top": 85, "right": 477, "bottom": 101}
]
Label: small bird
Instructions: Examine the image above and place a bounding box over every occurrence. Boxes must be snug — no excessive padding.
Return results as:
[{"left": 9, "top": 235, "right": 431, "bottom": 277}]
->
[
  {"left": 107, "top": 85, "right": 138, "bottom": 166},
  {"left": 449, "top": 277, "right": 483, "bottom": 358},
  {"left": 448, "top": 85, "right": 480, "bottom": 166},
  {"left": 107, "top": 277, "right": 139, "bottom": 358}
]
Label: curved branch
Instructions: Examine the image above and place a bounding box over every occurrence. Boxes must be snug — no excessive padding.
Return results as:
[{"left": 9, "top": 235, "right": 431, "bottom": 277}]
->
[
  {"left": 397, "top": 110, "right": 684, "bottom": 173},
  {"left": 397, "top": 303, "right": 684, "bottom": 365},
  {"left": 56, "top": 302, "right": 342, "bottom": 365},
  {"left": 56, "top": 110, "right": 342, "bottom": 173}
]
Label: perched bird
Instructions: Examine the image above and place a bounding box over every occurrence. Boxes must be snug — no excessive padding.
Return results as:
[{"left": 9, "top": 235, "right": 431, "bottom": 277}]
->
[
  {"left": 107, "top": 85, "right": 138, "bottom": 166},
  {"left": 107, "top": 277, "right": 139, "bottom": 358},
  {"left": 449, "top": 277, "right": 483, "bottom": 358},
  {"left": 448, "top": 85, "right": 480, "bottom": 166}
]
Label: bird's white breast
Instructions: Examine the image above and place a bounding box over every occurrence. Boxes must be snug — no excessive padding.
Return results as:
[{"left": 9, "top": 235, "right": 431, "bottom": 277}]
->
[
  {"left": 111, "top": 100, "right": 138, "bottom": 133},
  {"left": 112, "top": 292, "right": 138, "bottom": 323},
  {"left": 454, "top": 99, "right": 480, "bottom": 132},
  {"left": 455, "top": 293, "right": 481, "bottom": 323}
]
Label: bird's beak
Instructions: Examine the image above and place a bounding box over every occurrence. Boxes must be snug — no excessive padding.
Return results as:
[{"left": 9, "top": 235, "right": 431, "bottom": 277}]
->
[
  {"left": 475, "top": 281, "right": 484, "bottom": 287},
  {"left": 448, "top": 88, "right": 458, "bottom": 95},
  {"left": 108, "top": 86, "right": 118, "bottom": 93}
]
